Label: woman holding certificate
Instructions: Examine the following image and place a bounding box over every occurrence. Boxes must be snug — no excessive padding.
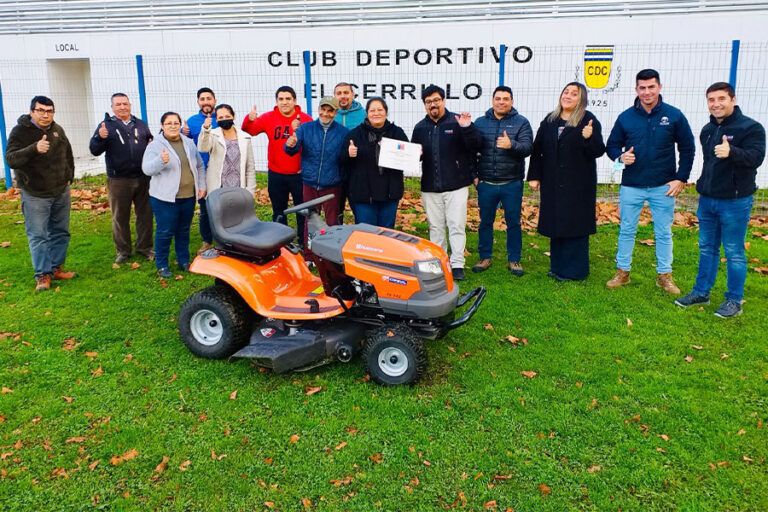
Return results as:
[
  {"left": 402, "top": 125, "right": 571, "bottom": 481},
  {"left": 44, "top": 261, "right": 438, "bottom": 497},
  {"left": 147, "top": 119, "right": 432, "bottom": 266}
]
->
[
  {"left": 340, "top": 97, "right": 409, "bottom": 228},
  {"left": 527, "top": 82, "right": 605, "bottom": 281}
]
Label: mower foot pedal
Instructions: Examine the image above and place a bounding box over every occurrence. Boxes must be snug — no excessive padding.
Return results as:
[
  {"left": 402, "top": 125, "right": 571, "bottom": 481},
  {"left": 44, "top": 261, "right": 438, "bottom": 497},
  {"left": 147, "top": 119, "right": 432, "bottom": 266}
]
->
[{"left": 232, "top": 331, "right": 325, "bottom": 373}]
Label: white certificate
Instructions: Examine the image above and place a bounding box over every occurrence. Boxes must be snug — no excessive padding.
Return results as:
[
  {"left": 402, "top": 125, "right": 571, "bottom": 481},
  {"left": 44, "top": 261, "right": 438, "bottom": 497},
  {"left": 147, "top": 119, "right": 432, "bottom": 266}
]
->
[{"left": 378, "top": 137, "right": 422, "bottom": 174}]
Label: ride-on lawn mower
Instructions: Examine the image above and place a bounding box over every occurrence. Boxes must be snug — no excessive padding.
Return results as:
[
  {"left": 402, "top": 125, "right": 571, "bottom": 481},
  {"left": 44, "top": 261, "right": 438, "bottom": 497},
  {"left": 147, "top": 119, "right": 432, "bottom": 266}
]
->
[{"left": 178, "top": 187, "right": 486, "bottom": 385}]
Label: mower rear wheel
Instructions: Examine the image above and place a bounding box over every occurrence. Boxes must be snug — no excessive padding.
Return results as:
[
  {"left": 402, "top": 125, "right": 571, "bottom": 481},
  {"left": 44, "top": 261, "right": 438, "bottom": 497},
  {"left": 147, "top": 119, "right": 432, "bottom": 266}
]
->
[
  {"left": 363, "top": 324, "right": 426, "bottom": 386},
  {"left": 179, "top": 285, "right": 250, "bottom": 359}
]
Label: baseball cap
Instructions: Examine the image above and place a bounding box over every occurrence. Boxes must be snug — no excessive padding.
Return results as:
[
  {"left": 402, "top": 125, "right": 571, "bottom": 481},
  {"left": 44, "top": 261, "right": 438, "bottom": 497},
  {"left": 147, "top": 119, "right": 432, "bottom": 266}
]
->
[{"left": 318, "top": 97, "right": 339, "bottom": 110}]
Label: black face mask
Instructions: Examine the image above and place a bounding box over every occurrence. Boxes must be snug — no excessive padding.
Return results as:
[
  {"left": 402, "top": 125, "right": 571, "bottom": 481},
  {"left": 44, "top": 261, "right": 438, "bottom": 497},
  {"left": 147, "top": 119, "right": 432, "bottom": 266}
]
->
[{"left": 218, "top": 119, "right": 234, "bottom": 130}]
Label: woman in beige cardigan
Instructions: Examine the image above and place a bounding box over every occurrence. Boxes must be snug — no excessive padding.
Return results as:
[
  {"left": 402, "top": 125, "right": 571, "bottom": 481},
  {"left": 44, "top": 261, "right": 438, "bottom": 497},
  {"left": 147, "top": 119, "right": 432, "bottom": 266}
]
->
[{"left": 197, "top": 104, "right": 256, "bottom": 195}]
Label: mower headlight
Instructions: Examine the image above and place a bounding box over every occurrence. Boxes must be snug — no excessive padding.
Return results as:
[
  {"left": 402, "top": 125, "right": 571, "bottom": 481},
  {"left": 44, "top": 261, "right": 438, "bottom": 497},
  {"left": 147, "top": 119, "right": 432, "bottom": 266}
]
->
[{"left": 415, "top": 259, "right": 444, "bottom": 276}]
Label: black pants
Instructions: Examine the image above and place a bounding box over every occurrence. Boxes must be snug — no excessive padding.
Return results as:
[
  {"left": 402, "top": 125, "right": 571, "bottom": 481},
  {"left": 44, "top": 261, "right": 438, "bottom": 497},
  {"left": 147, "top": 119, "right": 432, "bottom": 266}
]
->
[
  {"left": 267, "top": 170, "right": 304, "bottom": 246},
  {"left": 549, "top": 236, "right": 590, "bottom": 280}
]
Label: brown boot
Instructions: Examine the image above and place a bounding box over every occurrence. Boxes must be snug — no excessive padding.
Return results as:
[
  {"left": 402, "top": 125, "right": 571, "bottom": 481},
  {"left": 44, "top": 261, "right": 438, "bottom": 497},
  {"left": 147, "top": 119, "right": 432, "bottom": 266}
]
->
[
  {"left": 472, "top": 259, "right": 492, "bottom": 273},
  {"left": 52, "top": 266, "right": 76, "bottom": 280},
  {"left": 606, "top": 269, "right": 630, "bottom": 289},
  {"left": 35, "top": 274, "right": 52, "bottom": 291},
  {"left": 657, "top": 272, "right": 681, "bottom": 295}
]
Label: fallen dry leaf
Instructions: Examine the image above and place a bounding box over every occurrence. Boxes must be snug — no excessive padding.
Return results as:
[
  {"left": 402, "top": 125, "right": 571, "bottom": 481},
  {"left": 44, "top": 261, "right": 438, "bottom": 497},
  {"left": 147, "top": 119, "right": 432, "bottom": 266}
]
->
[
  {"left": 0, "top": 241, "right": 11, "bottom": 248},
  {"left": 692, "top": 345, "right": 703, "bottom": 350},
  {"left": 61, "top": 337, "right": 80, "bottom": 351},
  {"left": 62, "top": 396, "right": 73, "bottom": 403},
  {"left": 538, "top": 483, "right": 552, "bottom": 498},
  {"left": 89, "top": 459, "right": 100, "bottom": 471},
  {"left": 684, "top": 355, "right": 693, "bottom": 363},
  {"left": 111, "top": 263, "right": 120, "bottom": 270},
  {"left": 130, "top": 262, "right": 141, "bottom": 269},
  {"left": 484, "top": 324, "right": 494, "bottom": 330},
  {"left": 1, "top": 387, "right": 12, "bottom": 394},
  {"left": 289, "top": 434, "right": 300, "bottom": 444},
  {"left": 179, "top": 460, "right": 191, "bottom": 471},
  {"left": 335, "top": 442, "right": 347, "bottom": 451},
  {"left": 65, "top": 436, "right": 87, "bottom": 444},
  {"left": 626, "top": 318, "right": 633, "bottom": 326},
  {"left": 229, "top": 390, "right": 237, "bottom": 400},
  {"left": 305, "top": 385, "right": 322, "bottom": 396},
  {"left": 83, "top": 351, "right": 98, "bottom": 360},
  {"left": 483, "top": 500, "right": 498, "bottom": 509},
  {"left": 587, "top": 465, "right": 602, "bottom": 473},
  {"left": 659, "top": 434, "right": 670, "bottom": 442},
  {"left": 521, "top": 370, "right": 538, "bottom": 379},
  {"left": 91, "top": 366, "right": 103, "bottom": 376},
  {"left": 154, "top": 456, "right": 169, "bottom": 473},
  {"left": 301, "top": 497, "right": 312, "bottom": 509}
]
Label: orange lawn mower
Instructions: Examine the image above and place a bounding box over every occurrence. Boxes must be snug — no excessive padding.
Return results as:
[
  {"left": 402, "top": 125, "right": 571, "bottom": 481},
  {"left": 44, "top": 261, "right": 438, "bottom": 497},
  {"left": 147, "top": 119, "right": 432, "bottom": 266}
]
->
[{"left": 178, "top": 187, "right": 486, "bottom": 385}]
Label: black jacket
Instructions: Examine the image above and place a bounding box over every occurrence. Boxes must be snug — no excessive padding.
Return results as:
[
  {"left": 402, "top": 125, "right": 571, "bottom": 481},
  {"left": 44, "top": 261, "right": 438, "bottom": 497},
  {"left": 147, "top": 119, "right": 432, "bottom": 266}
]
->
[
  {"left": 474, "top": 107, "right": 533, "bottom": 182},
  {"left": 528, "top": 111, "right": 606, "bottom": 238},
  {"left": 340, "top": 120, "right": 409, "bottom": 203},
  {"left": 697, "top": 106, "right": 765, "bottom": 199},
  {"left": 411, "top": 111, "right": 481, "bottom": 193},
  {"left": 5, "top": 115, "right": 74, "bottom": 198},
  {"left": 89, "top": 114, "right": 153, "bottom": 179}
]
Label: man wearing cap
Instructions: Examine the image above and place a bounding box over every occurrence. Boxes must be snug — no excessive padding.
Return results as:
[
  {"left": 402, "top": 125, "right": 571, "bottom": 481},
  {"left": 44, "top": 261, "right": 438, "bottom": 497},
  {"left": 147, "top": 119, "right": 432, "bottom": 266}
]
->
[{"left": 285, "top": 97, "right": 349, "bottom": 244}]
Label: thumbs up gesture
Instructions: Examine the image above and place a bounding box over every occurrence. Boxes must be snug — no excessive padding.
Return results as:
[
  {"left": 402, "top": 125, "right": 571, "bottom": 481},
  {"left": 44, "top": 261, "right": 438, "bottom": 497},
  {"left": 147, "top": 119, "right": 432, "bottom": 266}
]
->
[
  {"left": 181, "top": 120, "right": 190, "bottom": 136},
  {"left": 161, "top": 147, "right": 170, "bottom": 164},
  {"left": 621, "top": 146, "right": 635, "bottom": 166},
  {"left": 286, "top": 132, "right": 298, "bottom": 148},
  {"left": 714, "top": 134, "right": 730, "bottom": 159},
  {"left": 248, "top": 104, "right": 259, "bottom": 122},
  {"left": 496, "top": 130, "right": 512, "bottom": 149},
  {"left": 582, "top": 119, "right": 594, "bottom": 139},
  {"left": 291, "top": 115, "right": 301, "bottom": 132},
  {"left": 98, "top": 122, "right": 108, "bottom": 139},
  {"left": 37, "top": 134, "right": 50, "bottom": 154},
  {"left": 348, "top": 139, "right": 358, "bottom": 158},
  {"left": 203, "top": 114, "right": 212, "bottom": 130},
  {"left": 455, "top": 112, "right": 472, "bottom": 128}
]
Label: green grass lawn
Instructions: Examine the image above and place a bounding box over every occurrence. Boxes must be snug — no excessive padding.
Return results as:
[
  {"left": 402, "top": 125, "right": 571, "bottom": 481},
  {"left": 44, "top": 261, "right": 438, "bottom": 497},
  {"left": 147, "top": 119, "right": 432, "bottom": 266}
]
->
[{"left": 0, "top": 184, "right": 767, "bottom": 511}]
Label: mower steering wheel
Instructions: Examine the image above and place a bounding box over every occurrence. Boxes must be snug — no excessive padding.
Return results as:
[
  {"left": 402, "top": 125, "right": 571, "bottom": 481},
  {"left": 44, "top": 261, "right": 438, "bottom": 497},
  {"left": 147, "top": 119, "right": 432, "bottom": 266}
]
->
[{"left": 284, "top": 194, "right": 335, "bottom": 216}]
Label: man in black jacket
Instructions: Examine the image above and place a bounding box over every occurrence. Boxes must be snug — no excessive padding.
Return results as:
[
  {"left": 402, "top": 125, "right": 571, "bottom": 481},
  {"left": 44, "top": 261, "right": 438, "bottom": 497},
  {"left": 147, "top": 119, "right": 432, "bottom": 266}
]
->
[
  {"left": 411, "top": 85, "right": 481, "bottom": 281},
  {"left": 5, "top": 96, "right": 76, "bottom": 291},
  {"left": 472, "top": 86, "right": 533, "bottom": 276},
  {"left": 675, "top": 82, "right": 765, "bottom": 318},
  {"left": 89, "top": 93, "right": 154, "bottom": 263}
]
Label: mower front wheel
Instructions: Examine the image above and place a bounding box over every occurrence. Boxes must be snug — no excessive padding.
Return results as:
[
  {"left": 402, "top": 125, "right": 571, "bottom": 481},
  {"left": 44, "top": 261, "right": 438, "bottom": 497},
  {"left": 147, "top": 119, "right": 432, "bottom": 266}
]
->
[
  {"left": 179, "top": 285, "right": 250, "bottom": 359},
  {"left": 362, "top": 324, "right": 426, "bottom": 386}
]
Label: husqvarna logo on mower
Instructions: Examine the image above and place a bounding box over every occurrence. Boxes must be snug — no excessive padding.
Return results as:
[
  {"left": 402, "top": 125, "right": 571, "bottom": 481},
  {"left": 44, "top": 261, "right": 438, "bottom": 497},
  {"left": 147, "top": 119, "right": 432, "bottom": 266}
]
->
[
  {"left": 382, "top": 275, "right": 407, "bottom": 286},
  {"left": 356, "top": 243, "right": 383, "bottom": 253}
]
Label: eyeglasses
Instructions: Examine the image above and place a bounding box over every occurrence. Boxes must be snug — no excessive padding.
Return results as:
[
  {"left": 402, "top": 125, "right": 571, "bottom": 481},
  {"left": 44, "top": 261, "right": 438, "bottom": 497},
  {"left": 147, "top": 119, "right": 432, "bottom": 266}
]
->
[
  {"left": 424, "top": 98, "right": 443, "bottom": 105},
  {"left": 33, "top": 108, "right": 55, "bottom": 115},
  {"left": 162, "top": 122, "right": 181, "bottom": 127}
]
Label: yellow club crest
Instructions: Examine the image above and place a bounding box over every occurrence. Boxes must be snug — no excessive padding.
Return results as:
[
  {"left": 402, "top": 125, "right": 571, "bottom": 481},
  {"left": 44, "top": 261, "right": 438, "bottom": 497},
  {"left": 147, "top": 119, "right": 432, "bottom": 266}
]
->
[{"left": 584, "top": 46, "right": 614, "bottom": 89}]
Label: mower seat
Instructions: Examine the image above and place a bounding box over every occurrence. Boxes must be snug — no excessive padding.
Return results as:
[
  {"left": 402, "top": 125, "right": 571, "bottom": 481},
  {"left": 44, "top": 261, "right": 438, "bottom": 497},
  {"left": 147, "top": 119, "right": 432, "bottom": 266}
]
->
[{"left": 206, "top": 187, "right": 296, "bottom": 257}]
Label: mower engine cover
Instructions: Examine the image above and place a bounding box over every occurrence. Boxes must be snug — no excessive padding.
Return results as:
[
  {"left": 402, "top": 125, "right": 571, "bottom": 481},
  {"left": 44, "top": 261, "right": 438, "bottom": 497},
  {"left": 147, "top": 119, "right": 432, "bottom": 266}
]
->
[{"left": 309, "top": 224, "right": 458, "bottom": 319}]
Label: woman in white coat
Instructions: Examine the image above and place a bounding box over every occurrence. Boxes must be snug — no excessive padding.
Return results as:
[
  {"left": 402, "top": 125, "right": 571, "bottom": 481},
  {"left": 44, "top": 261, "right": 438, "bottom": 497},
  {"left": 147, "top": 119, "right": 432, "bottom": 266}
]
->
[
  {"left": 142, "top": 112, "right": 206, "bottom": 278},
  {"left": 197, "top": 104, "right": 256, "bottom": 195}
]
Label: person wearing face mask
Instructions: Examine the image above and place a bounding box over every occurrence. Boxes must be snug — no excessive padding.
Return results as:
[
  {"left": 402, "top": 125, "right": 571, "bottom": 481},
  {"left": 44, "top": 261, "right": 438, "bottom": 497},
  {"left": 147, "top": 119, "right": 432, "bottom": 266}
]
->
[
  {"left": 142, "top": 112, "right": 206, "bottom": 278},
  {"left": 197, "top": 104, "right": 256, "bottom": 200},
  {"left": 339, "top": 97, "right": 408, "bottom": 229},
  {"left": 284, "top": 97, "right": 349, "bottom": 246},
  {"left": 528, "top": 82, "right": 605, "bottom": 281}
]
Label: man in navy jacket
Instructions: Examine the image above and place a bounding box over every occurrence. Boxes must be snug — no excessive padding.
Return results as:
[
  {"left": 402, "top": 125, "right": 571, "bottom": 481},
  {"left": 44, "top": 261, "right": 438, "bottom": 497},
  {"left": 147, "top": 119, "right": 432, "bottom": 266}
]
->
[
  {"left": 89, "top": 93, "right": 154, "bottom": 263},
  {"left": 605, "top": 69, "right": 695, "bottom": 294},
  {"left": 675, "top": 82, "right": 765, "bottom": 317},
  {"left": 472, "top": 86, "right": 533, "bottom": 276},
  {"left": 411, "top": 85, "right": 482, "bottom": 281}
]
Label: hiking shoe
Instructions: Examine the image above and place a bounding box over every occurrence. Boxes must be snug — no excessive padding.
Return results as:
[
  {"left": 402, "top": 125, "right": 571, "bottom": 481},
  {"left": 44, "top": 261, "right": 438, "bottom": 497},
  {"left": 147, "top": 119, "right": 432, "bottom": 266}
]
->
[
  {"left": 157, "top": 267, "right": 172, "bottom": 278},
  {"left": 35, "top": 274, "right": 51, "bottom": 291},
  {"left": 197, "top": 242, "right": 214, "bottom": 255},
  {"left": 675, "top": 292, "right": 710, "bottom": 308},
  {"left": 472, "top": 259, "right": 492, "bottom": 273},
  {"left": 606, "top": 269, "right": 630, "bottom": 289},
  {"left": 52, "top": 266, "right": 76, "bottom": 280},
  {"left": 656, "top": 272, "right": 680, "bottom": 295},
  {"left": 115, "top": 253, "right": 130, "bottom": 264},
  {"left": 179, "top": 263, "right": 190, "bottom": 272},
  {"left": 507, "top": 261, "right": 524, "bottom": 276},
  {"left": 714, "top": 299, "right": 742, "bottom": 318},
  {"left": 452, "top": 267, "right": 466, "bottom": 281}
]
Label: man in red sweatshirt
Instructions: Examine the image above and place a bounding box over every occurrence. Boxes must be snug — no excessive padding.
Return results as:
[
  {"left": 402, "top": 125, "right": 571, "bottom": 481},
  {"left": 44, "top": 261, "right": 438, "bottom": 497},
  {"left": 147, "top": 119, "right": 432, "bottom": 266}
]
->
[{"left": 241, "top": 85, "right": 312, "bottom": 245}]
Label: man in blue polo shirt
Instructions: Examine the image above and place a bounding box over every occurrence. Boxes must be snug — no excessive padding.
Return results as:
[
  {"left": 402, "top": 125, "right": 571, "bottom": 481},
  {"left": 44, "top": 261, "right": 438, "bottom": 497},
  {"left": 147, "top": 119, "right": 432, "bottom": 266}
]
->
[
  {"left": 183, "top": 87, "right": 218, "bottom": 254},
  {"left": 606, "top": 69, "right": 695, "bottom": 295}
]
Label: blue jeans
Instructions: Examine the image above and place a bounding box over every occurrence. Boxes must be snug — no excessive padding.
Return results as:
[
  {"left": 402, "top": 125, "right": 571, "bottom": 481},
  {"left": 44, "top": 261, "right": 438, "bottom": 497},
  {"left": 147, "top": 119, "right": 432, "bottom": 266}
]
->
[
  {"left": 150, "top": 196, "right": 196, "bottom": 270},
  {"left": 20, "top": 187, "right": 71, "bottom": 278},
  {"left": 477, "top": 180, "right": 523, "bottom": 261},
  {"left": 351, "top": 200, "right": 399, "bottom": 229},
  {"left": 616, "top": 185, "right": 675, "bottom": 273},
  {"left": 693, "top": 194, "right": 753, "bottom": 302},
  {"left": 198, "top": 197, "right": 212, "bottom": 244}
]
